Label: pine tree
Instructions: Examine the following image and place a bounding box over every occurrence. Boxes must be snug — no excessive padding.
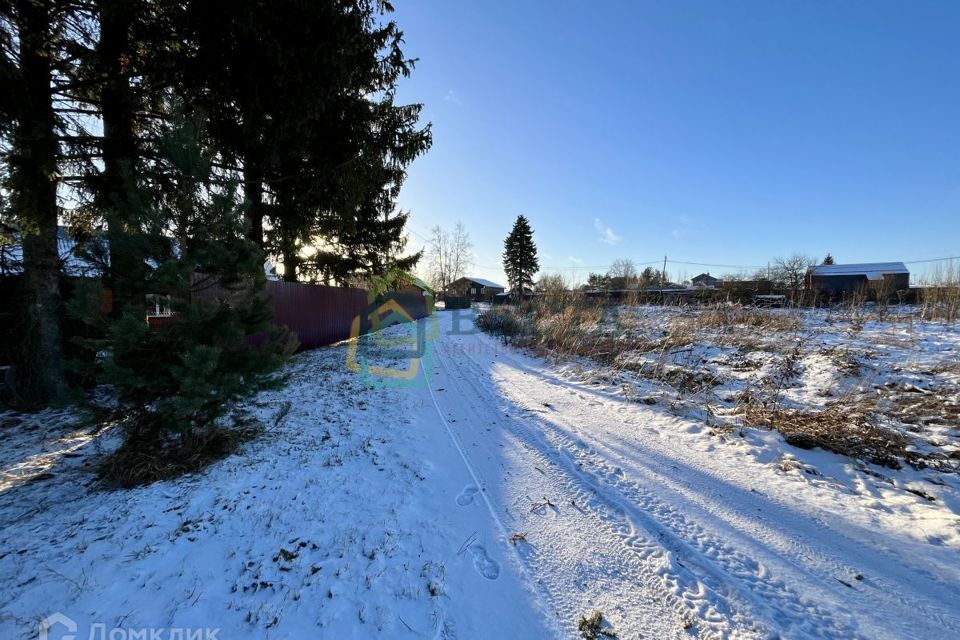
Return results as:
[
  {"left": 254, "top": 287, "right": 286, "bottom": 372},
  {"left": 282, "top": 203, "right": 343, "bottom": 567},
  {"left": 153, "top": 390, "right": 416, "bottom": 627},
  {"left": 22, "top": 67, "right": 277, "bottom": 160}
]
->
[
  {"left": 503, "top": 215, "right": 539, "bottom": 302},
  {"left": 586, "top": 272, "right": 610, "bottom": 290},
  {"left": 823, "top": 253, "right": 835, "bottom": 265},
  {"left": 69, "top": 112, "right": 294, "bottom": 484}
]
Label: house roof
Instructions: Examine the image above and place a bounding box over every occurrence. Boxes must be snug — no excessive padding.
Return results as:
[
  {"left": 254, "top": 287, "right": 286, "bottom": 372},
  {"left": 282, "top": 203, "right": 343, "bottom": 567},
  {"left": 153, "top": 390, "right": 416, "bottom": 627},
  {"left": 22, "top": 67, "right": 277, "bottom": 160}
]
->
[
  {"left": 692, "top": 272, "right": 718, "bottom": 280},
  {"left": 2, "top": 225, "right": 281, "bottom": 280},
  {"left": 1, "top": 226, "right": 106, "bottom": 277},
  {"left": 408, "top": 277, "right": 432, "bottom": 292},
  {"left": 810, "top": 262, "right": 908, "bottom": 281},
  {"left": 461, "top": 277, "right": 505, "bottom": 289}
]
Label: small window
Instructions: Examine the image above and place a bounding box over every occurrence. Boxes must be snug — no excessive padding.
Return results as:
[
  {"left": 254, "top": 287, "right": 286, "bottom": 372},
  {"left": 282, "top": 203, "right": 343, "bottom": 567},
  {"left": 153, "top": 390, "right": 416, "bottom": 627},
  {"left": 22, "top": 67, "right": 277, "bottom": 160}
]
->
[{"left": 146, "top": 294, "right": 172, "bottom": 318}]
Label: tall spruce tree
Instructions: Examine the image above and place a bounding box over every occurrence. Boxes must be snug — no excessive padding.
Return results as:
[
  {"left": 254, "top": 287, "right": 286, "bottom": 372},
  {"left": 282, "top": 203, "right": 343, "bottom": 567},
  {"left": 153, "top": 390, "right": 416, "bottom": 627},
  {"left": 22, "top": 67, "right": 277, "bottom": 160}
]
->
[
  {"left": 503, "top": 215, "right": 539, "bottom": 302},
  {"left": 1, "top": 0, "right": 68, "bottom": 403},
  {"left": 180, "top": 0, "right": 429, "bottom": 284},
  {"left": 92, "top": 0, "right": 148, "bottom": 316},
  {"left": 54, "top": 0, "right": 177, "bottom": 317}
]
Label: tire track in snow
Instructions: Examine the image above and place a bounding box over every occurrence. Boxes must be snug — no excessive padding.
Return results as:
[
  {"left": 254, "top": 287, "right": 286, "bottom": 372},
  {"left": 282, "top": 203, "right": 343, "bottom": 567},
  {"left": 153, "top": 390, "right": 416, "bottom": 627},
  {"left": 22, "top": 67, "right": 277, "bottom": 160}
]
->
[
  {"left": 476, "top": 332, "right": 960, "bottom": 639},
  {"left": 432, "top": 327, "right": 896, "bottom": 639},
  {"left": 430, "top": 336, "right": 761, "bottom": 639}
]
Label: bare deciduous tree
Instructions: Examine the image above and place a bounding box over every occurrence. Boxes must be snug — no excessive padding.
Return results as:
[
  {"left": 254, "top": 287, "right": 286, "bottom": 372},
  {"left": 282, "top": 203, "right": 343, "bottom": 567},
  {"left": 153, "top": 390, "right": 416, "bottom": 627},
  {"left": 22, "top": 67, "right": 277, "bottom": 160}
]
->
[
  {"left": 536, "top": 272, "right": 568, "bottom": 294},
  {"left": 608, "top": 258, "right": 637, "bottom": 280},
  {"left": 424, "top": 222, "right": 473, "bottom": 293},
  {"left": 607, "top": 258, "right": 638, "bottom": 289},
  {"left": 773, "top": 253, "right": 816, "bottom": 301}
]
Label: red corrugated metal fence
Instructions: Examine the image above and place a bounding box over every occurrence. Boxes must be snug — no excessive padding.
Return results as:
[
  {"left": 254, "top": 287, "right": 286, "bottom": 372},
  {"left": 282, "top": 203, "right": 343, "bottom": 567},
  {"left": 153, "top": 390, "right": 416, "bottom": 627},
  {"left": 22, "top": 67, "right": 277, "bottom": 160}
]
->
[{"left": 196, "top": 278, "right": 432, "bottom": 351}]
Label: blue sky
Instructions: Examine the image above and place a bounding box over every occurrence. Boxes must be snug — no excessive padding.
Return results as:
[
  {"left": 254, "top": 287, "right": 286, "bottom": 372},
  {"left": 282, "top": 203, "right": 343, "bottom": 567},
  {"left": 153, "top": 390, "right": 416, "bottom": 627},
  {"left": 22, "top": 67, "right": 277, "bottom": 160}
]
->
[{"left": 392, "top": 1, "right": 960, "bottom": 286}]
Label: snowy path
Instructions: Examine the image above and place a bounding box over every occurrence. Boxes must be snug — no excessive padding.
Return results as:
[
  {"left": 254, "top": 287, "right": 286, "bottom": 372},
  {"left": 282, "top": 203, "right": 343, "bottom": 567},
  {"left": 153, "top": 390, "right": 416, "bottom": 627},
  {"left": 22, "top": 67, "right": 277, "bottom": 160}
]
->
[{"left": 424, "top": 309, "right": 960, "bottom": 639}]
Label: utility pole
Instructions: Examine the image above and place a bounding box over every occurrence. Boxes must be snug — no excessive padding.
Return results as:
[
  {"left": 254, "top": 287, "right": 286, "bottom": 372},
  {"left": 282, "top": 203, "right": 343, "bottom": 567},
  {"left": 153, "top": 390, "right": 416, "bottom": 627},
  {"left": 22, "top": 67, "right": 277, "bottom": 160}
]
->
[{"left": 660, "top": 255, "right": 667, "bottom": 303}]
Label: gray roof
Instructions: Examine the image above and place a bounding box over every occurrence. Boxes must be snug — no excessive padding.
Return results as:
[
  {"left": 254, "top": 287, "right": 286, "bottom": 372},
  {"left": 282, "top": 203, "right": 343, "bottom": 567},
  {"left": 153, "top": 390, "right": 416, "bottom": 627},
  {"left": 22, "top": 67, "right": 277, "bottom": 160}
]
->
[
  {"left": 463, "top": 277, "right": 505, "bottom": 289},
  {"left": 810, "top": 262, "right": 908, "bottom": 280},
  {"left": 1, "top": 227, "right": 106, "bottom": 277},
  {"left": 1, "top": 226, "right": 280, "bottom": 280}
]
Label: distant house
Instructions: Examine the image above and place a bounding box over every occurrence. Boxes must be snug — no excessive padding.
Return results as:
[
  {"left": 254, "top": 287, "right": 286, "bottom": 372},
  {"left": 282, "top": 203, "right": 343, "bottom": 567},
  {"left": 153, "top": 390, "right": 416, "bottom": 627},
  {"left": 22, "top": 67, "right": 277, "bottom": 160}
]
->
[
  {"left": 691, "top": 272, "right": 720, "bottom": 288},
  {"left": 1, "top": 225, "right": 280, "bottom": 324},
  {"left": 807, "top": 262, "right": 909, "bottom": 299},
  {"left": 1, "top": 225, "right": 281, "bottom": 281},
  {"left": 0, "top": 225, "right": 106, "bottom": 277},
  {"left": 447, "top": 277, "right": 506, "bottom": 302}
]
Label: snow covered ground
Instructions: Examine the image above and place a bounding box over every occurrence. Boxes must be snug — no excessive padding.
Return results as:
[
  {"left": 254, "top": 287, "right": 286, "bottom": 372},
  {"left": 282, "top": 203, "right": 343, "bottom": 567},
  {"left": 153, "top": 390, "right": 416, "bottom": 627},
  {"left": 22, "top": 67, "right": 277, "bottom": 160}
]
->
[
  {"left": 2, "top": 307, "right": 960, "bottom": 639},
  {"left": 0, "top": 324, "right": 554, "bottom": 639}
]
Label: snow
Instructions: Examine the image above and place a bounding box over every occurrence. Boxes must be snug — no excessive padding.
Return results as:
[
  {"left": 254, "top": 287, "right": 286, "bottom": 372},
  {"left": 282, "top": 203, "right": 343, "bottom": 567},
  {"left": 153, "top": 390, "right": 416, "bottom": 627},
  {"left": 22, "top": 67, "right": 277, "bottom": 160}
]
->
[
  {"left": 3, "top": 307, "right": 960, "bottom": 639},
  {"left": 0, "top": 329, "right": 554, "bottom": 639},
  {"left": 461, "top": 277, "right": 505, "bottom": 290}
]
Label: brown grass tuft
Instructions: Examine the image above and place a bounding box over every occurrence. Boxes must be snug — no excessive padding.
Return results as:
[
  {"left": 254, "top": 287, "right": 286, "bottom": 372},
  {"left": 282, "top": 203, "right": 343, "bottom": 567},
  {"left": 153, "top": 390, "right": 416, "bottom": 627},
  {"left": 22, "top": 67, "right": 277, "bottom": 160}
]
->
[
  {"left": 98, "top": 415, "right": 260, "bottom": 488},
  {"left": 740, "top": 400, "right": 909, "bottom": 468}
]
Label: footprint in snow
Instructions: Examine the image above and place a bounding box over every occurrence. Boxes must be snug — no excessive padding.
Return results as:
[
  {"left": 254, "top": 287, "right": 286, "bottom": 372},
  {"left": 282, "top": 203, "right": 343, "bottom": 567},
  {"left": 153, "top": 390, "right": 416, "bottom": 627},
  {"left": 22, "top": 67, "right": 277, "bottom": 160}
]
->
[
  {"left": 456, "top": 485, "right": 479, "bottom": 506},
  {"left": 469, "top": 545, "right": 501, "bottom": 580}
]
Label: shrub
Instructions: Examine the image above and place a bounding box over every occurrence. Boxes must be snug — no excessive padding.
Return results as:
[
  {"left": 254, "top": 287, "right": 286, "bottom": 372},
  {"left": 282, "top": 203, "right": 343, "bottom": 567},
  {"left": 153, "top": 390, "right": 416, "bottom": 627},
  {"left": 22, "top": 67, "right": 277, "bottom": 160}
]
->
[
  {"left": 475, "top": 305, "right": 527, "bottom": 338},
  {"left": 918, "top": 262, "right": 960, "bottom": 323}
]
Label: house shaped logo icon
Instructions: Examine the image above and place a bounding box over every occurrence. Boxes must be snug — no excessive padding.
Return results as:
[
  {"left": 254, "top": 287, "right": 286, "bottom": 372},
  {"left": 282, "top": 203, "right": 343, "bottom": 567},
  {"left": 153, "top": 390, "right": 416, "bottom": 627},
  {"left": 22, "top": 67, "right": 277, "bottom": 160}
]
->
[
  {"left": 347, "top": 298, "right": 421, "bottom": 381},
  {"left": 38, "top": 612, "right": 77, "bottom": 640}
]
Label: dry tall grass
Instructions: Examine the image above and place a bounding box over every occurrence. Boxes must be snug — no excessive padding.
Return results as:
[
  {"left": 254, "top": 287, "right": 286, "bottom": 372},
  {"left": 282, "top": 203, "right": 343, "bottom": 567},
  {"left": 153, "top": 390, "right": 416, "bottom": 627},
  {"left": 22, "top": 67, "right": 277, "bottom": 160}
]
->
[
  {"left": 477, "top": 291, "right": 638, "bottom": 362},
  {"left": 690, "top": 305, "right": 802, "bottom": 332},
  {"left": 476, "top": 298, "right": 947, "bottom": 469},
  {"left": 918, "top": 262, "right": 960, "bottom": 322},
  {"left": 478, "top": 301, "right": 803, "bottom": 374}
]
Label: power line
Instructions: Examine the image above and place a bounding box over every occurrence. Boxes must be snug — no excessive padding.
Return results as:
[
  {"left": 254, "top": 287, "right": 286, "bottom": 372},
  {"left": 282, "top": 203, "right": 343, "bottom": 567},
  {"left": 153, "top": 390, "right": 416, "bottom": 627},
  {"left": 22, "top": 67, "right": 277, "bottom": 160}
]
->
[
  {"left": 903, "top": 255, "right": 960, "bottom": 265},
  {"left": 408, "top": 221, "right": 960, "bottom": 274},
  {"left": 668, "top": 259, "right": 767, "bottom": 270}
]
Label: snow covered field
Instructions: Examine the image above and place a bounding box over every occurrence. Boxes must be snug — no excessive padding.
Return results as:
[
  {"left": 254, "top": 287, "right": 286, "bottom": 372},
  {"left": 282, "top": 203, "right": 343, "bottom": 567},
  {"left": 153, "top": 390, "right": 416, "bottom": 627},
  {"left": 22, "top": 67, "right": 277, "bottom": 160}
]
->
[{"left": 2, "top": 307, "right": 960, "bottom": 639}]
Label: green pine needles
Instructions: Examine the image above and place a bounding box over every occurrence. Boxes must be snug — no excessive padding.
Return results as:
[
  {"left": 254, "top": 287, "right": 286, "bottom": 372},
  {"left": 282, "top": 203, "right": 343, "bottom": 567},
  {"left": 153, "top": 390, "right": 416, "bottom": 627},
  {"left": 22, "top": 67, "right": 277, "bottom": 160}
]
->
[{"left": 69, "top": 113, "right": 296, "bottom": 486}]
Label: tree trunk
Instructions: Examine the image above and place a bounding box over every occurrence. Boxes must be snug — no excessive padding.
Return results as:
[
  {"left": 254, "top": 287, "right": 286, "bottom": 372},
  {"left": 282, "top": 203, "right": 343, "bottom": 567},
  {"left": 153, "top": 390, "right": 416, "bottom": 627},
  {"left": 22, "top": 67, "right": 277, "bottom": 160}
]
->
[
  {"left": 240, "top": 89, "right": 265, "bottom": 250},
  {"left": 98, "top": 0, "right": 143, "bottom": 316},
  {"left": 280, "top": 236, "right": 299, "bottom": 283},
  {"left": 242, "top": 152, "right": 265, "bottom": 249},
  {"left": 12, "top": 0, "right": 64, "bottom": 404}
]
